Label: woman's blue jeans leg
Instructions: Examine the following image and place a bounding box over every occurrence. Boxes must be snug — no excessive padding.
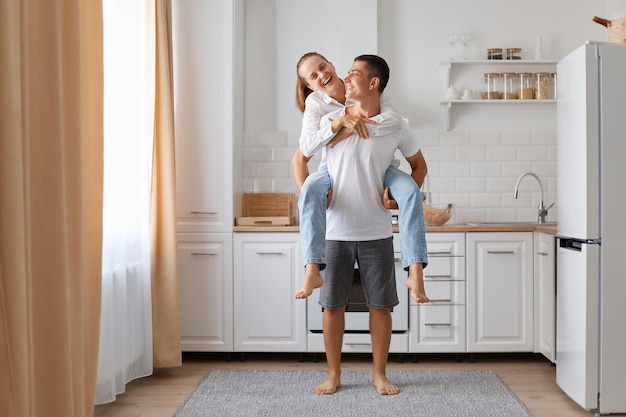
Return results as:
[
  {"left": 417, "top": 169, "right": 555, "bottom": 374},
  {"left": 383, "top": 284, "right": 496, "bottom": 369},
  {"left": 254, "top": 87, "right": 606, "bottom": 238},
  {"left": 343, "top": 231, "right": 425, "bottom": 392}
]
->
[
  {"left": 384, "top": 166, "right": 428, "bottom": 269},
  {"left": 298, "top": 167, "right": 330, "bottom": 269}
]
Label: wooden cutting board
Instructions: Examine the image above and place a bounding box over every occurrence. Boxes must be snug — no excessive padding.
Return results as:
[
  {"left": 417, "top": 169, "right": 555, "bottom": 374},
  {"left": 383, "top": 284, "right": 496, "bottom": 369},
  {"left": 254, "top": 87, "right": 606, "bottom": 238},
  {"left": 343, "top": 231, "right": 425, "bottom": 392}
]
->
[{"left": 235, "top": 193, "right": 296, "bottom": 226}]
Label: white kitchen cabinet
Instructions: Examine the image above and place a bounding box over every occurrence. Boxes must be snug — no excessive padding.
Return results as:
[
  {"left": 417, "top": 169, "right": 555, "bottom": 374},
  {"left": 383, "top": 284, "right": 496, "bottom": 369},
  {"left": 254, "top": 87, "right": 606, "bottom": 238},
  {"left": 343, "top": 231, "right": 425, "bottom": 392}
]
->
[
  {"left": 173, "top": 0, "right": 234, "bottom": 233},
  {"left": 534, "top": 231, "right": 556, "bottom": 363},
  {"left": 409, "top": 233, "right": 466, "bottom": 353},
  {"left": 178, "top": 233, "right": 233, "bottom": 352},
  {"left": 233, "top": 233, "right": 306, "bottom": 351},
  {"left": 467, "top": 232, "right": 534, "bottom": 352}
]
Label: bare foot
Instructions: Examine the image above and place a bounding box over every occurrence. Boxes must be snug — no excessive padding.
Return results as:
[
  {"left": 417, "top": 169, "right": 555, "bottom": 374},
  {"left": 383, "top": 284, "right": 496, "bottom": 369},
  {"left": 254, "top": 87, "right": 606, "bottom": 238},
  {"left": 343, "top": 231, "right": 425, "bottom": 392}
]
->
[
  {"left": 373, "top": 375, "right": 400, "bottom": 395},
  {"left": 295, "top": 265, "right": 324, "bottom": 299},
  {"left": 314, "top": 375, "right": 341, "bottom": 395},
  {"left": 406, "top": 263, "right": 429, "bottom": 303}
]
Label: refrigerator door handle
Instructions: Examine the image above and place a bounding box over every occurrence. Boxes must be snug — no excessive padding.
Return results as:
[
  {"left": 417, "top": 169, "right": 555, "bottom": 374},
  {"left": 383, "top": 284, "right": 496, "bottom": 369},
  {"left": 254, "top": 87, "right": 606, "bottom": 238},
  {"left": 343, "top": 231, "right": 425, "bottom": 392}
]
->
[{"left": 557, "top": 236, "right": 602, "bottom": 252}]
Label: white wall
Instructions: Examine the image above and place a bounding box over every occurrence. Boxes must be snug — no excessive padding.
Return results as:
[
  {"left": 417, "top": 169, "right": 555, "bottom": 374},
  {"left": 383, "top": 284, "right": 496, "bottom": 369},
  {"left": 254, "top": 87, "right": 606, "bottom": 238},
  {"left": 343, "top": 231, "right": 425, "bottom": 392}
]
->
[{"left": 240, "top": 0, "right": 611, "bottom": 223}]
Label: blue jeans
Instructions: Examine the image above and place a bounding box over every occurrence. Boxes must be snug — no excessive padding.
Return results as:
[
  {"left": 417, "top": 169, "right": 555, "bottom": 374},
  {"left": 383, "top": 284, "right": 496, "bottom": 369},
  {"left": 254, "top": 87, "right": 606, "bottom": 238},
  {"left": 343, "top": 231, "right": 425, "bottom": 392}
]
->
[{"left": 298, "top": 165, "right": 428, "bottom": 270}]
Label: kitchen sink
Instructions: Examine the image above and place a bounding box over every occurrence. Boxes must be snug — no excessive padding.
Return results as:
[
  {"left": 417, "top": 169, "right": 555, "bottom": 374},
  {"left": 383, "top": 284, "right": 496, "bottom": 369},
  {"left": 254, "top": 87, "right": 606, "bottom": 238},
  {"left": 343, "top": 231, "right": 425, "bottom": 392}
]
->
[{"left": 463, "top": 221, "right": 557, "bottom": 227}]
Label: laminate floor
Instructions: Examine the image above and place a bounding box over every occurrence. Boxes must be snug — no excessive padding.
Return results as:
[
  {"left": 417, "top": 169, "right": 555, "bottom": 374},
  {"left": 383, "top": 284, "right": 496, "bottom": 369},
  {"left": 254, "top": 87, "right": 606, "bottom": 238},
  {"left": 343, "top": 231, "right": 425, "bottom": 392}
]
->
[{"left": 93, "top": 352, "right": 612, "bottom": 417}]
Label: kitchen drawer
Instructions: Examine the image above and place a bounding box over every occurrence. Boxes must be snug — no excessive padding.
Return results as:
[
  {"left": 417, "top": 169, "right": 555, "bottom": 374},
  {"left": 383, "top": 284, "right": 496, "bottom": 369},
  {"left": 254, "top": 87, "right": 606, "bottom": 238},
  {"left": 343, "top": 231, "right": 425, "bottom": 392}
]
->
[
  {"left": 410, "top": 303, "right": 466, "bottom": 352},
  {"left": 424, "top": 255, "right": 465, "bottom": 281},
  {"left": 411, "top": 280, "right": 465, "bottom": 306},
  {"left": 393, "top": 232, "right": 465, "bottom": 256}
]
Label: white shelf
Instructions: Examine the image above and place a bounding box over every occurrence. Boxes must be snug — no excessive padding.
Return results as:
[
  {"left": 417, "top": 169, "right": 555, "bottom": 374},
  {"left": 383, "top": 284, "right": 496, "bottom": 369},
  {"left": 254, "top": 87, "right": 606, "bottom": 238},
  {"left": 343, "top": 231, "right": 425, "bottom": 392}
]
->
[
  {"left": 440, "top": 99, "right": 556, "bottom": 104},
  {"left": 441, "top": 60, "right": 558, "bottom": 66},
  {"left": 441, "top": 60, "right": 558, "bottom": 130}
]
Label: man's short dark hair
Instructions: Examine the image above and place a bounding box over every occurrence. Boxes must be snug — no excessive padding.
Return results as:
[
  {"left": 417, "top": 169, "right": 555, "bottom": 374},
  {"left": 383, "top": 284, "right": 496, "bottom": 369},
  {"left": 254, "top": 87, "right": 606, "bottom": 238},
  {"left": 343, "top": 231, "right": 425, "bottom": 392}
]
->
[{"left": 353, "top": 54, "right": 390, "bottom": 94}]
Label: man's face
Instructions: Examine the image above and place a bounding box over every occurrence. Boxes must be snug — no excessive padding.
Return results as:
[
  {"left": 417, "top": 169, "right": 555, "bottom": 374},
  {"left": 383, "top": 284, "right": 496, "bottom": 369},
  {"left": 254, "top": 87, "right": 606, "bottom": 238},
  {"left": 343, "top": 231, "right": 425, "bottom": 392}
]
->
[
  {"left": 298, "top": 55, "right": 342, "bottom": 96},
  {"left": 344, "top": 60, "right": 373, "bottom": 100}
]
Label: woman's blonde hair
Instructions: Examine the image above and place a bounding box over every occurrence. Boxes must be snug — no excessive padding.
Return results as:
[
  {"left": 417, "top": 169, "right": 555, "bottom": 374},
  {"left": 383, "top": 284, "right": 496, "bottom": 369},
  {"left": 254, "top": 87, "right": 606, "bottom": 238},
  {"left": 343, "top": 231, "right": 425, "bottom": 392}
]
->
[{"left": 295, "top": 52, "right": 329, "bottom": 113}]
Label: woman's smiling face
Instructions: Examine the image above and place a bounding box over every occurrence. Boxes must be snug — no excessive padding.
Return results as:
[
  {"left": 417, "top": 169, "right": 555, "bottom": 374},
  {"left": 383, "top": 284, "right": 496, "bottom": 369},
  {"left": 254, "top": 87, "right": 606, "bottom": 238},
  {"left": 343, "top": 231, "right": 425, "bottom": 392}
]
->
[{"left": 298, "top": 55, "right": 344, "bottom": 100}]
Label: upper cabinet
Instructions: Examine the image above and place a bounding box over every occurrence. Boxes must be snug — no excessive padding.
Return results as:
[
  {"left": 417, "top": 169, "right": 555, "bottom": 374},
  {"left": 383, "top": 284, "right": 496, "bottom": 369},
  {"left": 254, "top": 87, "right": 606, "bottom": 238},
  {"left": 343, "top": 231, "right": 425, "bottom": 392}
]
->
[{"left": 172, "top": 0, "right": 236, "bottom": 233}]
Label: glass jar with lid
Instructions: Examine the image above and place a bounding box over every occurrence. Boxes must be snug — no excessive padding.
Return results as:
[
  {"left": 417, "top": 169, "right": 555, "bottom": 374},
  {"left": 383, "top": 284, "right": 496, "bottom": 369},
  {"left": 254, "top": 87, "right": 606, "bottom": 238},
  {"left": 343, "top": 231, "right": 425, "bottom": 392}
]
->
[
  {"left": 517, "top": 72, "right": 534, "bottom": 99},
  {"left": 501, "top": 72, "right": 518, "bottom": 99},
  {"left": 534, "top": 72, "right": 551, "bottom": 99},
  {"left": 483, "top": 73, "right": 502, "bottom": 99},
  {"left": 550, "top": 73, "right": 557, "bottom": 100},
  {"left": 506, "top": 48, "right": 522, "bottom": 60},
  {"left": 487, "top": 48, "right": 503, "bottom": 60}
]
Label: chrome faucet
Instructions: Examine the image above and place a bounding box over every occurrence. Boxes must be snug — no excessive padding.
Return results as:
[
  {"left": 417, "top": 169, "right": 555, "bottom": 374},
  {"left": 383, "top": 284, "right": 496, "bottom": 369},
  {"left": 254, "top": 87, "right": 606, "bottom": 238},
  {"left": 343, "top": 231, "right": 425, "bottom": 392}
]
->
[{"left": 513, "top": 172, "right": 555, "bottom": 223}]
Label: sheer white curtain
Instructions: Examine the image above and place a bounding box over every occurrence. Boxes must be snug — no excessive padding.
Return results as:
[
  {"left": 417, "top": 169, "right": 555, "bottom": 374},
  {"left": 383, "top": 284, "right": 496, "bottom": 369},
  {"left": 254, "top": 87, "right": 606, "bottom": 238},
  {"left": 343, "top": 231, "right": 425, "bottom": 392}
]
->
[{"left": 96, "top": 0, "right": 156, "bottom": 404}]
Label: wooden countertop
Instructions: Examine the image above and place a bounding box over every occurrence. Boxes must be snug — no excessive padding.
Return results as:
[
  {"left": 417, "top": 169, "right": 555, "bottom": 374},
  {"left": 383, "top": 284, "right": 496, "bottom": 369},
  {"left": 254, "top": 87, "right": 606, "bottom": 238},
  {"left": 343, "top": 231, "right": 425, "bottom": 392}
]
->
[{"left": 233, "top": 222, "right": 557, "bottom": 234}]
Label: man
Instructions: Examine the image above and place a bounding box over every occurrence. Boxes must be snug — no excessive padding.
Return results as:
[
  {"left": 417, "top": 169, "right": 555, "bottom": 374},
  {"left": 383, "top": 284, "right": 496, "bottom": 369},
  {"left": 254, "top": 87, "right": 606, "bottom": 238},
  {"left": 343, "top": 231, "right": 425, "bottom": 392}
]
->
[{"left": 313, "top": 55, "right": 427, "bottom": 396}]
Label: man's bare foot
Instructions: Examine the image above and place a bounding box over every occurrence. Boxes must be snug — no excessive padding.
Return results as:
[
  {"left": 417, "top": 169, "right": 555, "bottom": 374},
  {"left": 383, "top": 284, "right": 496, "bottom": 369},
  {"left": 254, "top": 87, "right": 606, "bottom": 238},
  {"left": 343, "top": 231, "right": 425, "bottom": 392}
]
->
[
  {"left": 314, "top": 375, "right": 341, "bottom": 395},
  {"left": 406, "top": 263, "right": 429, "bottom": 303},
  {"left": 373, "top": 375, "right": 400, "bottom": 395},
  {"left": 295, "top": 265, "right": 324, "bottom": 299}
]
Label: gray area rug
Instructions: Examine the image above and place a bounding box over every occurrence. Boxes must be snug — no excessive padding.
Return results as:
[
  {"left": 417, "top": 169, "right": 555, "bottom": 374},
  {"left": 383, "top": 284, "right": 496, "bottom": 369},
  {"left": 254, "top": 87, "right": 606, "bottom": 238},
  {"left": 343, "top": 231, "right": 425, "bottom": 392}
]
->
[{"left": 173, "top": 369, "right": 533, "bottom": 417}]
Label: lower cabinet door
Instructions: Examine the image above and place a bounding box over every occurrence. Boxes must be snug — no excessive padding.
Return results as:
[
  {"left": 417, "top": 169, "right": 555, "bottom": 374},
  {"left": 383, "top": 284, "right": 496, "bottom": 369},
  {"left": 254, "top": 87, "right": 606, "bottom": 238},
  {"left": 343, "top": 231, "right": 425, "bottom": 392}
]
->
[
  {"left": 234, "top": 233, "right": 307, "bottom": 351},
  {"left": 178, "top": 233, "right": 233, "bottom": 352}
]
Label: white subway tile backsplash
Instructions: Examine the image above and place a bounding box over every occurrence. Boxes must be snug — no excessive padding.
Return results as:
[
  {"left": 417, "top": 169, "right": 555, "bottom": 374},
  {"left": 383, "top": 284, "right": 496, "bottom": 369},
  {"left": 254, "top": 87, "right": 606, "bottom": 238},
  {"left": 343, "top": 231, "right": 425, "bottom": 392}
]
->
[
  {"left": 487, "top": 146, "right": 517, "bottom": 161},
  {"left": 518, "top": 146, "right": 548, "bottom": 161},
  {"left": 502, "top": 162, "right": 532, "bottom": 177},
  {"left": 470, "top": 193, "right": 501, "bottom": 208},
  {"left": 455, "top": 146, "right": 486, "bottom": 161},
  {"left": 439, "top": 162, "right": 471, "bottom": 177},
  {"left": 440, "top": 131, "right": 471, "bottom": 146},
  {"left": 273, "top": 147, "right": 298, "bottom": 162},
  {"left": 242, "top": 128, "right": 558, "bottom": 224},
  {"left": 501, "top": 131, "right": 533, "bottom": 145},
  {"left": 255, "top": 162, "right": 290, "bottom": 178},
  {"left": 456, "top": 177, "right": 486, "bottom": 193},
  {"left": 470, "top": 131, "right": 501, "bottom": 146},
  {"left": 471, "top": 162, "right": 501, "bottom": 177},
  {"left": 244, "top": 148, "right": 273, "bottom": 161},
  {"left": 257, "top": 132, "right": 288, "bottom": 147},
  {"left": 421, "top": 146, "right": 455, "bottom": 162}
]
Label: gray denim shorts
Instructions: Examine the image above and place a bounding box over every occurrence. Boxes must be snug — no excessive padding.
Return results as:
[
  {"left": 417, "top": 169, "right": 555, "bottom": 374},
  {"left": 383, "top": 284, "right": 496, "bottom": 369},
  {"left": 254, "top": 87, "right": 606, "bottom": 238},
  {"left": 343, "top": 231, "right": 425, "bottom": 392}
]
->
[{"left": 319, "top": 238, "right": 399, "bottom": 310}]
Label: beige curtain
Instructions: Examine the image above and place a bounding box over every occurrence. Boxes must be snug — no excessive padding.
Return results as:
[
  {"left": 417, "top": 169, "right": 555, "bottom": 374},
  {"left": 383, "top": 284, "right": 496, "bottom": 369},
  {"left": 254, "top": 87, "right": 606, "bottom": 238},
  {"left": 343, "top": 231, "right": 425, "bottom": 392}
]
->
[
  {"left": 0, "top": 0, "right": 103, "bottom": 416},
  {"left": 151, "top": 0, "right": 182, "bottom": 368}
]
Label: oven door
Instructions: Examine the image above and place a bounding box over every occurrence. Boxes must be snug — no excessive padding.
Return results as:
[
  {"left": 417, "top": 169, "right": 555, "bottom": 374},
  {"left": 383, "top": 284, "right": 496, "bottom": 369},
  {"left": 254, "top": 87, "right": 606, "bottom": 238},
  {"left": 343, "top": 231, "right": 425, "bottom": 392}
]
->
[{"left": 307, "top": 258, "right": 408, "bottom": 333}]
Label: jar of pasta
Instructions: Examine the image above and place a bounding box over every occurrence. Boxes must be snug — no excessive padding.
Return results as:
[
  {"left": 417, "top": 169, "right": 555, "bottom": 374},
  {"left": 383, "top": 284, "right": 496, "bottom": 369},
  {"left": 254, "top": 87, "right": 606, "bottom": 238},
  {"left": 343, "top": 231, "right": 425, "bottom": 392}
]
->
[
  {"left": 550, "top": 72, "right": 557, "bottom": 100},
  {"left": 534, "top": 72, "right": 551, "bottom": 99},
  {"left": 483, "top": 73, "right": 502, "bottom": 99},
  {"left": 501, "top": 72, "right": 518, "bottom": 99},
  {"left": 517, "top": 72, "right": 534, "bottom": 99}
]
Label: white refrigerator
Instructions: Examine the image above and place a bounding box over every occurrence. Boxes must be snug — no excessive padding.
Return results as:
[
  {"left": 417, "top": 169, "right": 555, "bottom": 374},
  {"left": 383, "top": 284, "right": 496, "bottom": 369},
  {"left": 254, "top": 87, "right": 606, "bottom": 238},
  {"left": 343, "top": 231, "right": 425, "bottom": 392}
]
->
[{"left": 556, "top": 41, "right": 626, "bottom": 414}]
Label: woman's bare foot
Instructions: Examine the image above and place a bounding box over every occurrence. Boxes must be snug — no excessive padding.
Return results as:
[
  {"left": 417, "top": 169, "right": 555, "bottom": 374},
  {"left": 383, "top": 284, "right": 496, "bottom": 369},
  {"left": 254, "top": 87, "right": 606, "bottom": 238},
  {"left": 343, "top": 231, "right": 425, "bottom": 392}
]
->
[
  {"left": 314, "top": 375, "right": 341, "bottom": 395},
  {"left": 406, "top": 263, "right": 429, "bottom": 303},
  {"left": 295, "top": 264, "right": 324, "bottom": 299},
  {"left": 373, "top": 375, "right": 400, "bottom": 395}
]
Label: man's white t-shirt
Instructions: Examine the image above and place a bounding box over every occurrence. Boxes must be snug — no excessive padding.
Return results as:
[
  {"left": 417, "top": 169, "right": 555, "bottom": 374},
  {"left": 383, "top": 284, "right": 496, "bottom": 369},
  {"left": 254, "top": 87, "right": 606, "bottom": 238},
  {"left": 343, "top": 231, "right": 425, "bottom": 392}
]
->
[{"left": 322, "top": 107, "right": 420, "bottom": 241}]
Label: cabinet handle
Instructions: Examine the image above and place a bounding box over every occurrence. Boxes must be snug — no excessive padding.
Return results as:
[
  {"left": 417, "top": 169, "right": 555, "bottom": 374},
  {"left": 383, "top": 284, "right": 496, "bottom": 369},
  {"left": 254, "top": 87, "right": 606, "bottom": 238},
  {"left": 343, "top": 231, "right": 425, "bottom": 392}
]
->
[
  {"left": 256, "top": 252, "right": 284, "bottom": 255},
  {"left": 345, "top": 342, "right": 372, "bottom": 346},
  {"left": 428, "top": 251, "right": 453, "bottom": 255},
  {"left": 191, "top": 252, "right": 217, "bottom": 256},
  {"left": 429, "top": 298, "right": 452, "bottom": 302},
  {"left": 487, "top": 250, "right": 515, "bottom": 254},
  {"left": 190, "top": 211, "right": 218, "bottom": 215},
  {"left": 394, "top": 257, "right": 401, "bottom": 262},
  {"left": 425, "top": 323, "right": 452, "bottom": 326},
  {"left": 536, "top": 251, "right": 548, "bottom": 256}
]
